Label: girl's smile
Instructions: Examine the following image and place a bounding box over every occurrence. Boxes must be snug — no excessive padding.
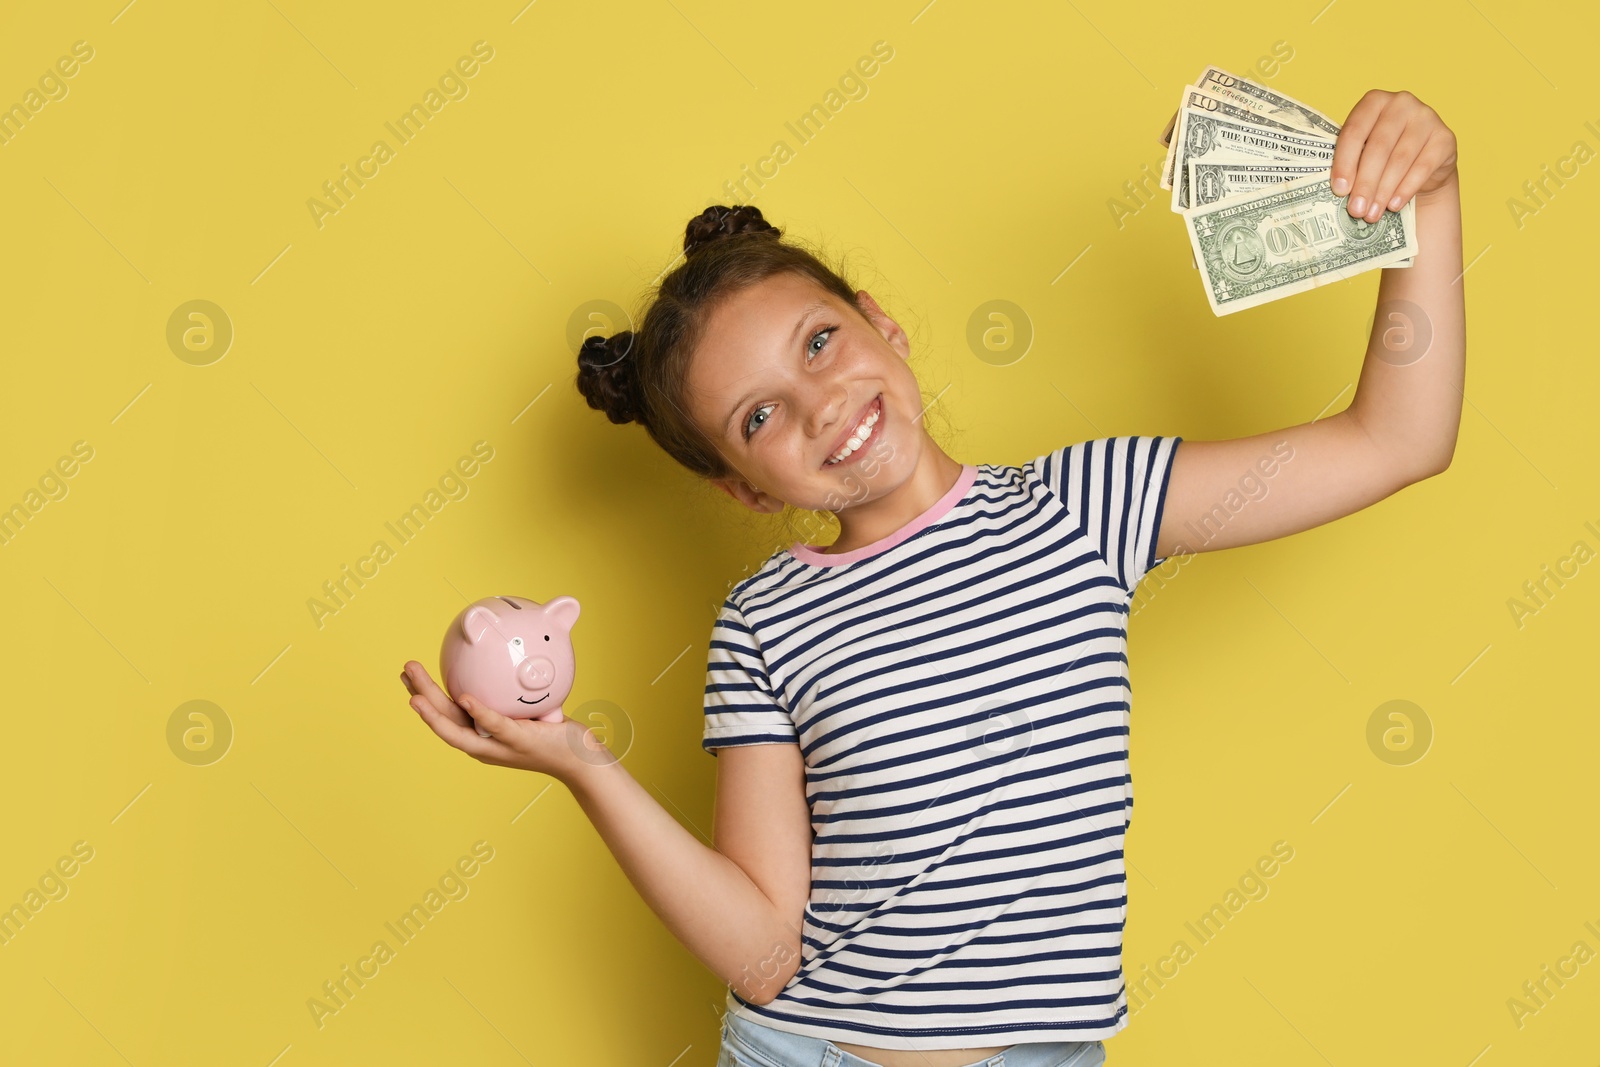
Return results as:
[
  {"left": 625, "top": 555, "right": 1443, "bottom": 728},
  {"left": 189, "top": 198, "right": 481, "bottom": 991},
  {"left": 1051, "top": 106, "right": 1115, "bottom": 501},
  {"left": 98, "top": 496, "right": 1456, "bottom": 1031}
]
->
[{"left": 821, "top": 393, "right": 882, "bottom": 468}]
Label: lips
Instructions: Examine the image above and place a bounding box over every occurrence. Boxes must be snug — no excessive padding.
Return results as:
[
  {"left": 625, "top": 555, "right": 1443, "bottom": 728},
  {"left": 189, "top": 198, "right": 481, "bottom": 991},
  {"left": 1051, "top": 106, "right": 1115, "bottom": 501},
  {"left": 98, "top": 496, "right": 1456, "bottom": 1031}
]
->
[{"left": 822, "top": 394, "right": 882, "bottom": 468}]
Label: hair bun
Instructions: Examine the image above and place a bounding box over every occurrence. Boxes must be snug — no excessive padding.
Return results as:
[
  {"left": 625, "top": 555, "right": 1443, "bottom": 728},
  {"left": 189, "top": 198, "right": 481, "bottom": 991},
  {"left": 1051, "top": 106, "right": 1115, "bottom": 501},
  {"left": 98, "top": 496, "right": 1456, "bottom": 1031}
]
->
[
  {"left": 684, "top": 204, "right": 782, "bottom": 259},
  {"left": 576, "top": 332, "right": 643, "bottom": 425}
]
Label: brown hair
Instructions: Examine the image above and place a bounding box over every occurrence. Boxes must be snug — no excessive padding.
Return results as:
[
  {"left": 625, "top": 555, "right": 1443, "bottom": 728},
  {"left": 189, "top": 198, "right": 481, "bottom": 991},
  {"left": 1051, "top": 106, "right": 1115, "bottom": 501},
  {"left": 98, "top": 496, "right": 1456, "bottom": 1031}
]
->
[{"left": 574, "top": 204, "right": 870, "bottom": 481}]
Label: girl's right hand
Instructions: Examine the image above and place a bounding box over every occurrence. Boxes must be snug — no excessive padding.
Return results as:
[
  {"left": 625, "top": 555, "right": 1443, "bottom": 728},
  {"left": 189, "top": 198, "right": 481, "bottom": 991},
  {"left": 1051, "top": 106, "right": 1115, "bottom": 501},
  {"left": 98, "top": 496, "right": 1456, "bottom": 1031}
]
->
[{"left": 400, "top": 660, "right": 612, "bottom": 780}]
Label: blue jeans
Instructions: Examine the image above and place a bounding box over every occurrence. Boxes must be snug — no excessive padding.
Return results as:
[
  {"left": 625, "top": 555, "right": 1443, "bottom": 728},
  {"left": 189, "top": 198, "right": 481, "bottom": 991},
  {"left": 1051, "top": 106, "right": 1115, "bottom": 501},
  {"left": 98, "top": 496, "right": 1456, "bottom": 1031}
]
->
[{"left": 718, "top": 1009, "right": 1108, "bottom": 1067}]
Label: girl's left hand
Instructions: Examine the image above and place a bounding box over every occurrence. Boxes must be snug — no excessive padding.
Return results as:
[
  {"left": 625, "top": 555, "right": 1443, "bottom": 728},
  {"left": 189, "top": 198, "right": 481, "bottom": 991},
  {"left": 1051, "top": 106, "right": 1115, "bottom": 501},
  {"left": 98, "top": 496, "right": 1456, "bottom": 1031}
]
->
[{"left": 1330, "top": 89, "right": 1458, "bottom": 223}]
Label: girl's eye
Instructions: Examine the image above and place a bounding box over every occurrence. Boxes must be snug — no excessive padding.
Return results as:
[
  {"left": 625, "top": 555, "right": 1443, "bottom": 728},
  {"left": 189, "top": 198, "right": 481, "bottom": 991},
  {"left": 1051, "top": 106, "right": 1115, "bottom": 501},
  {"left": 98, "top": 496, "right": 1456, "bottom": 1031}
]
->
[
  {"left": 744, "top": 403, "right": 774, "bottom": 439},
  {"left": 744, "top": 326, "right": 837, "bottom": 441},
  {"left": 807, "top": 326, "right": 835, "bottom": 360}
]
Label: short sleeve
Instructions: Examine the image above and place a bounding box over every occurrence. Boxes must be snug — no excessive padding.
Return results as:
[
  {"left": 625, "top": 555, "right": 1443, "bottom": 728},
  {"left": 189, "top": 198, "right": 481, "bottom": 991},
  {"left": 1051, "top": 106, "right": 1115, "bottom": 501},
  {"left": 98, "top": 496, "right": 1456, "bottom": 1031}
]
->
[
  {"left": 701, "top": 599, "right": 798, "bottom": 756},
  {"left": 1032, "top": 434, "right": 1182, "bottom": 595}
]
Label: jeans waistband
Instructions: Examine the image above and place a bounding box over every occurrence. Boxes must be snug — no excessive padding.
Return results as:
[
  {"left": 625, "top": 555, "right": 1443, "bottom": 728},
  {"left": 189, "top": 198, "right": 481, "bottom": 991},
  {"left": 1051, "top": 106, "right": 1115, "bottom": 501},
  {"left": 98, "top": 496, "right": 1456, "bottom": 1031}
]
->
[{"left": 722, "top": 1009, "right": 1108, "bottom": 1067}]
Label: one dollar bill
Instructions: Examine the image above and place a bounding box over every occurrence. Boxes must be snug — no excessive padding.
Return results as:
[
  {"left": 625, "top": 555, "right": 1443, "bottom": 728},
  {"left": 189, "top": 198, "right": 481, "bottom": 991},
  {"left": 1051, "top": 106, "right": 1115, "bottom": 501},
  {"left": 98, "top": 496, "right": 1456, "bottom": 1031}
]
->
[
  {"left": 1182, "top": 172, "right": 1417, "bottom": 316},
  {"left": 1170, "top": 108, "right": 1337, "bottom": 211},
  {"left": 1161, "top": 85, "right": 1317, "bottom": 191},
  {"left": 1187, "top": 159, "right": 1412, "bottom": 266},
  {"left": 1188, "top": 159, "right": 1331, "bottom": 205}
]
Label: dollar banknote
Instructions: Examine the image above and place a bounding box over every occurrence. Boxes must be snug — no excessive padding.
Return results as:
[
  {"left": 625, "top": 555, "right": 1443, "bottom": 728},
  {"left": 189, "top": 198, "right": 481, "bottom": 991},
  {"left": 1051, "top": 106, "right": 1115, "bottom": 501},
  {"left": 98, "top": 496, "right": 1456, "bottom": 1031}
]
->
[
  {"left": 1193, "top": 67, "right": 1341, "bottom": 140},
  {"left": 1186, "top": 158, "right": 1413, "bottom": 269},
  {"left": 1188, "top": 159, "right": 1331, "bottom": 205},
  {"left": 1182, "top": 172, "right": 1417, "bottom": 316},
  {"left": 1161, "top": 85, "right": 1323, "bottom": 190},
  {"left": 1159, "top": 68, "right": 1339, "bottom": 149},
  {"left": 1170, "top": 108, "right": 1338, "bottom": 211}
]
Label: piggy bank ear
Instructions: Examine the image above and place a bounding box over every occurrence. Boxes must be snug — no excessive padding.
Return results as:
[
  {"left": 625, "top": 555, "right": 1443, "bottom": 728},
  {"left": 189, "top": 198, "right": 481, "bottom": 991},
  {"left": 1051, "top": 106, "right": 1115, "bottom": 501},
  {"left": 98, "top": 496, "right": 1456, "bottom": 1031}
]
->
[
  {"left": 544, "top": 596, "right": 581, "bottom": 631},
  {"left": 461, "top": 605, "right": 501, "bottom": 645}
]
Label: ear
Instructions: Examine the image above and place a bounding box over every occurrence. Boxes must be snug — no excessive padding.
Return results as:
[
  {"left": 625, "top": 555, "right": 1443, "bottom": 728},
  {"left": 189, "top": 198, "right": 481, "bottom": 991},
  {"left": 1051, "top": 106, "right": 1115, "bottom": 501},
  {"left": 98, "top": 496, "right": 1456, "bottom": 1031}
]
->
[
  {"left": 855, "top": 289, "right": 909, "bottom": 361},
  {"left": 711, "top": 476, "right": 787, "bottom": 514},
  {"left": 460, "top": 604, "right": 499, "bottom": 644},
  {"left": 543, "top": 595, "right": 581, "bottom": 631}
]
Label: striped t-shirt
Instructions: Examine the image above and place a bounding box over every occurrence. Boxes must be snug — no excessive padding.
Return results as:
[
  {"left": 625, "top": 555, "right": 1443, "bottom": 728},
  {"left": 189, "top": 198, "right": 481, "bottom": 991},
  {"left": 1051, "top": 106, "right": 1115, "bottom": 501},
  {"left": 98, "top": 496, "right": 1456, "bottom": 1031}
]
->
[{"left": 702, "top": 434, "right": 1183, "bottom": 1049}]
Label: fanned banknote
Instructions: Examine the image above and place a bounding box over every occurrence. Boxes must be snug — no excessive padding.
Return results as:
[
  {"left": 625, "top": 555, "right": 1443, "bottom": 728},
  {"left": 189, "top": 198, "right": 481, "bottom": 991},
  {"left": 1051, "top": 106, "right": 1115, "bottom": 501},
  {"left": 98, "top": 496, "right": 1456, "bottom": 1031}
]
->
[
  {"left": 1182, "top": 172, "right": 1417, "bottom": 316},
  {"left": 1185, "top": 157, "right": 1412, "bottom": 269},
  {"left": 1155, "top": 66, "right": 1419, "bottom": 312},
  {"left": 1160, "top": 85, "right": 1323, "bottom": 191},
  {"left": 1193, "top": 67, "right": 1341, "bottom": 139},
  {"left": 1188, "top": 159, "right": 1331, "bottom": 205},
  {"left": 1170, "top": 108, "right": 1337, "bottom": 211},
  {"left": 1157, "top": 66, "right": 1339, "bottom": 149}
]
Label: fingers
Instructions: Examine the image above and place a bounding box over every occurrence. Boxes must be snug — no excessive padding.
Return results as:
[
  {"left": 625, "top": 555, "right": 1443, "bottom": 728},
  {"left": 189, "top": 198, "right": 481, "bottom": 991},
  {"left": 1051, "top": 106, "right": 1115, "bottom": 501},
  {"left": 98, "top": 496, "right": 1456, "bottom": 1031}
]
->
[
  {"left": 413, "top": 690, "right": 515, "bottom": 764},
  {"left": 461, "top": 695, "right": 516, "bottom": 745},
  {"left": 401, "top": 660, "right": 513, "bottom": 762},
  {"left": 1383, "top": 129, "right": 1448, "bottom": 213},
  {"left": 1330, "top": 89, "right": 1389, "bottom": 197},
  {"left": 1332, "top": 90, "right": 1443, "bottom": 221},
  {"left": 402, "top": 660, "right": 472, "bottom": 729},
  {"left": 1346, "top": 105, "right": 1409, "bottom": 219},
  {"left": 1366, "top": 121, "right": 1434, "bottom": 220}
]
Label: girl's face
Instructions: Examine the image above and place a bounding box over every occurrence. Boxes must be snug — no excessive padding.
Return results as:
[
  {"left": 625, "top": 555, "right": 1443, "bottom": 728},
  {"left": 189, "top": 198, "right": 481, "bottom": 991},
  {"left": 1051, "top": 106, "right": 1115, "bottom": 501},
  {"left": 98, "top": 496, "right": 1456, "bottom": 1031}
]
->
[{"left": 687, "top": 272, "right": 928, "bottom": 514}]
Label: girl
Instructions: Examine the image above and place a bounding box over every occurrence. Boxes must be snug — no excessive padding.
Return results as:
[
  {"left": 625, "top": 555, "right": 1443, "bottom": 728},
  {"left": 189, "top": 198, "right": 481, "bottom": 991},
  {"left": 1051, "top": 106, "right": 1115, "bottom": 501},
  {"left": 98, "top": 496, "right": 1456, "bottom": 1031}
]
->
[{"left": 402, "top": 88, "right": 1461, "bottom": 1067}]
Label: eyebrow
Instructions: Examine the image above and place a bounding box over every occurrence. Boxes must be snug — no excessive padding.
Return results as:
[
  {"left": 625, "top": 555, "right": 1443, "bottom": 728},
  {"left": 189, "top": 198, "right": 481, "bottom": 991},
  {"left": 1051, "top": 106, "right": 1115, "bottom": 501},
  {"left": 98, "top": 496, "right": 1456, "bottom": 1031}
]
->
[{"left": 722, "top": 300, "right": 830, "bottom": 440}]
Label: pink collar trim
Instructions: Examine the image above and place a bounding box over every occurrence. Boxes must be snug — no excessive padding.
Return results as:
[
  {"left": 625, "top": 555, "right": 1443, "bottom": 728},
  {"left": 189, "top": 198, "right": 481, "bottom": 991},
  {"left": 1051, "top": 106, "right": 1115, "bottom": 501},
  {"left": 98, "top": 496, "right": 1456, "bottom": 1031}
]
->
[{"left": 788, "top": 464, "right": 978, "bottom": 567}]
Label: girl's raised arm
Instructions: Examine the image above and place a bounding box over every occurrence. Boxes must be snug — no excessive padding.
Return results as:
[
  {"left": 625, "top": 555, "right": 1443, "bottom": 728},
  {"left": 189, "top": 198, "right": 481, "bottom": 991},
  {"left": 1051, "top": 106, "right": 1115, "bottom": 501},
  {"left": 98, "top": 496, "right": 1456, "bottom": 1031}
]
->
[{"left": 1153, "top": 88, "right": 1462, "bottom": 560}]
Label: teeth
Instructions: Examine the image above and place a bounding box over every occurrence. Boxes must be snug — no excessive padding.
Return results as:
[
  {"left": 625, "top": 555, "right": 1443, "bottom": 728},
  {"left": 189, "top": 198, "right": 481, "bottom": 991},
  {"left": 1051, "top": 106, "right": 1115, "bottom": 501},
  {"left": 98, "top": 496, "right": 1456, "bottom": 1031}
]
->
[{"left": 826, "top": 401, "right": 881, "bottom": 465}]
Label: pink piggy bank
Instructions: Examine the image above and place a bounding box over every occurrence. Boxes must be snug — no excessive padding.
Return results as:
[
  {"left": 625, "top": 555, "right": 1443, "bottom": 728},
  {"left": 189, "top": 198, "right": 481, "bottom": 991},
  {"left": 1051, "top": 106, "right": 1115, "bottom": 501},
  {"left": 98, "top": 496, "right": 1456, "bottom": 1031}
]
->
[{"left": 439, "top": 595, "right": 581, "bottom": 738}]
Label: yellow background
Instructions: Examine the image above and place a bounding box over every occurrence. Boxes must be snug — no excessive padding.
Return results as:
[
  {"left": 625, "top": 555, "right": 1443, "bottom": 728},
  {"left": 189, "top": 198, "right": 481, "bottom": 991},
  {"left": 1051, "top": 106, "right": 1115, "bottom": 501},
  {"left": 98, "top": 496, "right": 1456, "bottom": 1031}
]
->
[{"left": 1, "top": 0, "right": 1596, "bottom": 1063}]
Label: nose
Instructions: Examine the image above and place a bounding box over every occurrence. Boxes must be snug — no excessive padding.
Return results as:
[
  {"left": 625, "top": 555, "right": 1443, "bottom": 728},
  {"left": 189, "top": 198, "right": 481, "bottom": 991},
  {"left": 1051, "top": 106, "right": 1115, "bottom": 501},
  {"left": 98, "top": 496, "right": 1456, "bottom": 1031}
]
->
[
  {"left": 517, "top": 655, "right": 556, "bottom": 689},
  {"left": 806, "top": 383, "right": 850, "bottom": 440}
]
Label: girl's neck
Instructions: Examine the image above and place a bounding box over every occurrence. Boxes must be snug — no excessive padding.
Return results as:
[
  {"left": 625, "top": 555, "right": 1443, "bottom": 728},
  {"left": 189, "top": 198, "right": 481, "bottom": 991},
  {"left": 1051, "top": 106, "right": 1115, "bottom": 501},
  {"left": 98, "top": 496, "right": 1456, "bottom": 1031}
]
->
[{"left": 820, "top": 445, "right": 965, "bottom": 554}]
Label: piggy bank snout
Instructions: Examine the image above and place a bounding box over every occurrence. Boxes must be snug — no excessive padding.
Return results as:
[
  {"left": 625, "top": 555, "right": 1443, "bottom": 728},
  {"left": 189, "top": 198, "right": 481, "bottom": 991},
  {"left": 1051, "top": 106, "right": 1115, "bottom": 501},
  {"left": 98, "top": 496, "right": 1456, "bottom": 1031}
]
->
[{"left": 517, "top": 654, "right": 558, "bottom": 689}]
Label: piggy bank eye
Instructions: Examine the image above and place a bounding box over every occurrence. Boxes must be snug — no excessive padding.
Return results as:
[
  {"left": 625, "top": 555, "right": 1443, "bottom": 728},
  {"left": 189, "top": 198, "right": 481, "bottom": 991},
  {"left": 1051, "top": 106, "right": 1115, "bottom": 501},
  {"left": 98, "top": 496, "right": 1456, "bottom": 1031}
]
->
[{"left": 544, "top": 635, "right": 550, "bottom": 641}]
